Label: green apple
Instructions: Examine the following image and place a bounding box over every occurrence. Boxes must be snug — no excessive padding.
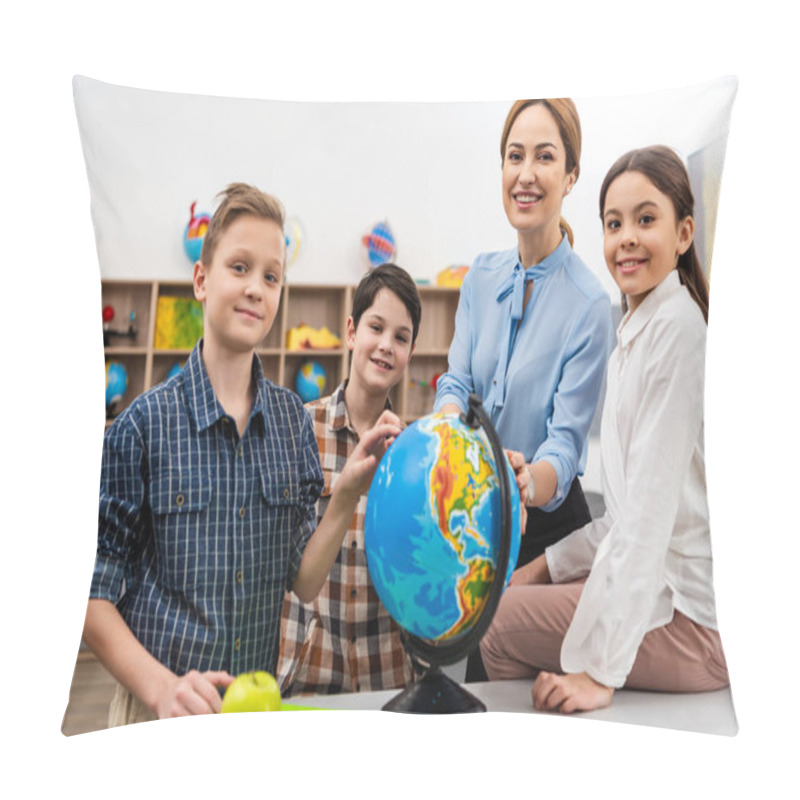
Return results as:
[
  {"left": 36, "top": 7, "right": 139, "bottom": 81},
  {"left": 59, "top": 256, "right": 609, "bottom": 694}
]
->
[{"left": 221, "top": 671, "right": 282, "bottom": 713}]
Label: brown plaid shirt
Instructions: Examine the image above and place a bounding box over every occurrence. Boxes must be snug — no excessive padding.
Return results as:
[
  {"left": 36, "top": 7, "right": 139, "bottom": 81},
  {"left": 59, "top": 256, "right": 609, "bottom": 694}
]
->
[{"left": 277, "top": 382, "right": 414, "bottom": 696}]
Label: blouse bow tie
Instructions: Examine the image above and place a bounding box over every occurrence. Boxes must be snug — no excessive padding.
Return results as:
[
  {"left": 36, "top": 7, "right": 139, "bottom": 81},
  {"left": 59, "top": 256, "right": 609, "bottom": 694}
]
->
[
  {"left": 496, "top": 261, "right": 536, "bottom": 321},
  {"left": 487, "top": 262, "right": 538, "bottom": 416}
]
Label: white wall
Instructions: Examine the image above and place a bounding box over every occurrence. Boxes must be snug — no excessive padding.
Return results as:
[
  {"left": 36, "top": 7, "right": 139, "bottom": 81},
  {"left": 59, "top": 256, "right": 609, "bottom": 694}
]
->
[{"left": 74, "top": 76, "right": 737, "bottom": 297}]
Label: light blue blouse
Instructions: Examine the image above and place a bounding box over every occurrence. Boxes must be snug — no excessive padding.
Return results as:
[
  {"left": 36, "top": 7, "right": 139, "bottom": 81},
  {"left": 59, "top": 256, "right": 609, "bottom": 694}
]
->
[{"left": 434, "top": 235, "right": 613, "bottom": 511}]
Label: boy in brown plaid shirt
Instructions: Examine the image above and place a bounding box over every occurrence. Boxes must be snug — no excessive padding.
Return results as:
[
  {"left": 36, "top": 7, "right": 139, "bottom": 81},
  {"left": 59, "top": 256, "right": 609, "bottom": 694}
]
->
[{"left": 278, "top": 264, "right": 421, "bottom": 695}]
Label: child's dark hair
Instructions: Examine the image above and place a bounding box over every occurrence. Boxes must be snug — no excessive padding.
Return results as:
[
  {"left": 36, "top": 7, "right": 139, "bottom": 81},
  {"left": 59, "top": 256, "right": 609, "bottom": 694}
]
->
[
  {"left": 599, "top": 145, "right": 710, "bottom": 324},
  {"left": 352, "top": 263, "right": 421, "bottom": 344},
  {"left": 200, "top": 182, "right": 285, "bottom": 267}
]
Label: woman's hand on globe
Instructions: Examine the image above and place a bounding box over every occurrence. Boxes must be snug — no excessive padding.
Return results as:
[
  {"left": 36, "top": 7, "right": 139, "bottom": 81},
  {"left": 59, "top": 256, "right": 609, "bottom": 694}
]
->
[
  {"left": 505, "top": 449, "right": 534, "bottom": 505},
  {"left": 531, "top": 671, "right": 614, "bottom": 714}
]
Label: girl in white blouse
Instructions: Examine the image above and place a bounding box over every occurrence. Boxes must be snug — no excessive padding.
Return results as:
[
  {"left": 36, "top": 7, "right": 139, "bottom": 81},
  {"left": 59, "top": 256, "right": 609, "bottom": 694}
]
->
[{"left": 480, "top": 145, "right": 729, "bottom": 713}]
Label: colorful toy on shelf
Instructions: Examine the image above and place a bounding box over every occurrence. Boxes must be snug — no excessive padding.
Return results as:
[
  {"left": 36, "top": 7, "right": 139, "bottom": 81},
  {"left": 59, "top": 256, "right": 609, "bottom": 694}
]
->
[
  {"left": 361, "top": 220, "right": 396, "bottom": 267},
  {"left": 295, "top": 360, "right": 326, "bottom": 403},
  {"left": 154, "top": 296, "right": 204, "bottom": 350},
  {"left": 436, "top": 265, "right": 469, "bottom": 288},
  {"left": 285, "top": 323, "right": 342, "bottom": 351},
  {"left": 409, "top": 372, "right": 442, "bottom": 391},
  {"left": 105, "top": 360, "right": 129, "bottom": 417},
  {"left": 284, "top": 216, "right": 304, "bottom": 269},
  {"left": 183, "top": 201, "right": 211, "bottom": 263},
  {"left": 102, "top": 304, "right": 137, "bottom": 347}
]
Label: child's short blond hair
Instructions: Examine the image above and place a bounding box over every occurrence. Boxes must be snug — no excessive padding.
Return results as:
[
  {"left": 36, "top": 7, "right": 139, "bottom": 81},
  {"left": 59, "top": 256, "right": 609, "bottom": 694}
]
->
[{"left": 200, "top": 182, "right": 285, "bottom": 266}]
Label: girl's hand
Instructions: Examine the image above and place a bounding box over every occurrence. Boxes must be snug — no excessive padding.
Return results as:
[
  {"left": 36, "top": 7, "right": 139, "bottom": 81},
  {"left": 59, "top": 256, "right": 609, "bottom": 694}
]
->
[
  {"left": 508, "top": 554, "right": 550, "bottom": 586},
  {"left": 531, "top": 671, "right": 614, "bottom": 714}
]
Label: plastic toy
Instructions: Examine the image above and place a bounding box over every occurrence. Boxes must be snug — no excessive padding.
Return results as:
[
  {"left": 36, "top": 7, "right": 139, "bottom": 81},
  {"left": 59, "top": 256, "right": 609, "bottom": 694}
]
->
[
  {"left": 409, "top": 372, "right": 442, "bottom": 391},
  {"left": 102, "top": 305, "right": 137, "bottom": 347},
  {"left": 105, "top": 360, "right": 128, "bottom": 417},
  {"left": 361, "top": 220, "right": 396, "bottom": 267},
  {"left": 436, "top": 265, "right": 469, "bottom": 288},
  {"left": 295, "top": 361, "right": 326, "bottom": 403},
  {"left": 183, "top": 201, "right": 211, "bottom": 263},
  {"left": 284, "top": 216, "right": 303, "bottom": 269},
  {"left": 286, "top": 323, "right": 342, "bottom": 351},
  {"left": 154, "top": 296, "right": 204, "bottom": 350}
]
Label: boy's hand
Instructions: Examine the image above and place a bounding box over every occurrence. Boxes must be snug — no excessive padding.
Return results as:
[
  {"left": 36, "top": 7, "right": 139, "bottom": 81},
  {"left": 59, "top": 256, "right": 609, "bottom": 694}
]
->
[
  {"left": 337, "top": 410, "right": 403, "bottom": 500},
  {"left": 531, "top": 671, "right": 614, "bottom": 714},
  {"left": 155, "top": 669, "right": 234, "bottom": 718}
]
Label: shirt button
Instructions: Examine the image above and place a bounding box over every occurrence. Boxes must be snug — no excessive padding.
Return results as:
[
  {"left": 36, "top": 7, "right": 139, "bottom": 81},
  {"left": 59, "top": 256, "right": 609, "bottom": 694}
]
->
[
  {"left": 237, "top": 445, "right": 244, "bottom": 458},
  {"left": 350, "top": 589, "right": 357, "bottom": 598},
  {"left": 175, "top": 493, "right": 185, "bottom": 507},
  {"left": 283, "top": 488, "right": 290, "bottom": 499},
  {"left": 351, "top": 540, "right": 358, "bottom": 548},
  {"left": 234, "top": 637, "right": 241, "bottom": 651},
  {"left": 239, "top": 506, "right": 246, "bottom": 519},
  {"left": 235, "top": 570, "right": 243, "bottom": 584}
]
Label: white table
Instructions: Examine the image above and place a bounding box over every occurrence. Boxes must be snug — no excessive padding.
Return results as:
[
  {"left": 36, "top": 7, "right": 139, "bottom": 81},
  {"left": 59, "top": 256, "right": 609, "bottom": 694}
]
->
[{"left": 287, "top": 679, "right": 738, "bottom": 736}]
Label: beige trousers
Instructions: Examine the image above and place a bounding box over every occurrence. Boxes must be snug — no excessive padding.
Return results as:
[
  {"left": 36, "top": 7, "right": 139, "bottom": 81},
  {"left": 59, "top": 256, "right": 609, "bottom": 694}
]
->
[
  {"left": 107, "top": 683, "right": 157, "bottom": 727},
  {"left": 480, "top": 581, "right": 729, "bottom": 692}
]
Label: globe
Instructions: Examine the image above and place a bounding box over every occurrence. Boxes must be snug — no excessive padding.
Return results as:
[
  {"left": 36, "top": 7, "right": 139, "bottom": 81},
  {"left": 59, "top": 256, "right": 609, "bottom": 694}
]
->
[
  {"left": 167, "top": 361, "right": 184, "bottom": 381},
  {"left": 105, "top": 360, "right": 128, "bottom": 407},
  {"left": 295, "top": 360, "right": 326, "bottom": 403},
  {"left": 364, "top": 410, "right": 521, "bottom": 644}
]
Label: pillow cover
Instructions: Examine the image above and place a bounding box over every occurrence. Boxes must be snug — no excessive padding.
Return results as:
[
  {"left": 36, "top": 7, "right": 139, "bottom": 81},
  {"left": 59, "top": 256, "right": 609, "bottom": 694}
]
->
[{"left": 66, "top": 75, "right": 738, "bottom": 737}]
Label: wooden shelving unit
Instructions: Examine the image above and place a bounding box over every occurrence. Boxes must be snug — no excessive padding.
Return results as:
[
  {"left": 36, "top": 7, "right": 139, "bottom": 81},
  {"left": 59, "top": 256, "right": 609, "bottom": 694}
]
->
[{"left": 101, "top": 280, "right": 460, "bottom": 424}]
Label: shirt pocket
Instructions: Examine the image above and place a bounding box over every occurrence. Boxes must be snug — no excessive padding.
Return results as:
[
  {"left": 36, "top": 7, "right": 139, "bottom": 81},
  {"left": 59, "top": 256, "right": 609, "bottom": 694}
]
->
[
  {"left": 149, "top": 470, "right": 213, "bottom": 590},
  {"left": 257, "top": 469, "right": 301, "bottom": 582}
]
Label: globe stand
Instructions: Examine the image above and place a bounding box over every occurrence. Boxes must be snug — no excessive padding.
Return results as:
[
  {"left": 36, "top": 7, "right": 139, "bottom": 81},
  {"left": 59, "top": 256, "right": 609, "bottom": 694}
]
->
[
  {"left": 381, "top": 393, "right": 512, "bottom": 714},
  {"left": 382, "top": 664, "right": 486, "bottom": 714}
]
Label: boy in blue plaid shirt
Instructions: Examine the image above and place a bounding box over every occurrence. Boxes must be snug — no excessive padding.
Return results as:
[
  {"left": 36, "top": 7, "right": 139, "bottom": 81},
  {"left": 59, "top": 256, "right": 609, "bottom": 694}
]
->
[{"left": 84, "top": 183, "right": 401, "bottom": 724}]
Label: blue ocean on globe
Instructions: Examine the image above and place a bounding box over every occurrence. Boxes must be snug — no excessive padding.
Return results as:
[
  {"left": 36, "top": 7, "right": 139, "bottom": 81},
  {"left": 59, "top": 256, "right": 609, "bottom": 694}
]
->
[{"left": 365, "top": 412, "right": 521, "bottom": 642}]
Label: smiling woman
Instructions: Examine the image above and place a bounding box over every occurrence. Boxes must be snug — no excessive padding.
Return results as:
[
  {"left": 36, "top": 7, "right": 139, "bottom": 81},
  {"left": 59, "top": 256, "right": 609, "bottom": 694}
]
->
[{"left": 433, "top": 99, "right": 615, "bottom": 682}]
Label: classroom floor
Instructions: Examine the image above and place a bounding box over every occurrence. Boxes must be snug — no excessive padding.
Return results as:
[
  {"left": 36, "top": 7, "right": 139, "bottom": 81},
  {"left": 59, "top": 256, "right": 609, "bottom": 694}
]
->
[{"left": 61, "top": 646, "right": 117, "bottom": 737}]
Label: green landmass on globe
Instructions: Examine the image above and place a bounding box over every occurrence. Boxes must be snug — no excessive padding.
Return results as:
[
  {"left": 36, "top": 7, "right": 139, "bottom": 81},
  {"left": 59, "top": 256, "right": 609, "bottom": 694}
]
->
[{"left": 365, "top": 412, "right": 521, "bottom": 642}]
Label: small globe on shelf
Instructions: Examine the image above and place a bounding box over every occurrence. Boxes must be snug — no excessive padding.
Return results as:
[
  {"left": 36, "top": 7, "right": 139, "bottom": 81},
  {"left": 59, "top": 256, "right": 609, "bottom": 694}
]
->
[
  {"left": 105, "top": 360, "right": 128, "bottom": 418},
  {"left": 295, "top": 360, "right": 326, "bottom": 403},
  {"left": 167, "top": 361, "right": 184, "bottom": 381}
]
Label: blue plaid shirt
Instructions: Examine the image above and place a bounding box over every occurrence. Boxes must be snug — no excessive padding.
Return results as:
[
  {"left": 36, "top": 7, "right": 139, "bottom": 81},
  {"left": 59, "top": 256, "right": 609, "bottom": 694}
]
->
[{"left": 91, "top": 341, "right": 324, "bottom": 677}]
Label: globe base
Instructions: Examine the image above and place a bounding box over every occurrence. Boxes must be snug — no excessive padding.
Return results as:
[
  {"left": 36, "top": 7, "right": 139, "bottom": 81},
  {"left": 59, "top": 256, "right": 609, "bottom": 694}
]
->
[{"left": 382, "top": 667, "right": 486, "bottom": 714}]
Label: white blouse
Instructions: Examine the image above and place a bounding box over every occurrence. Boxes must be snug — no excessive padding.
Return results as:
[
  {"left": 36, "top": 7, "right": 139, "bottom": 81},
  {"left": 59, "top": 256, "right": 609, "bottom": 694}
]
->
[{"left": 545, "top": 270, "right": 719, "bottom": 688}]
